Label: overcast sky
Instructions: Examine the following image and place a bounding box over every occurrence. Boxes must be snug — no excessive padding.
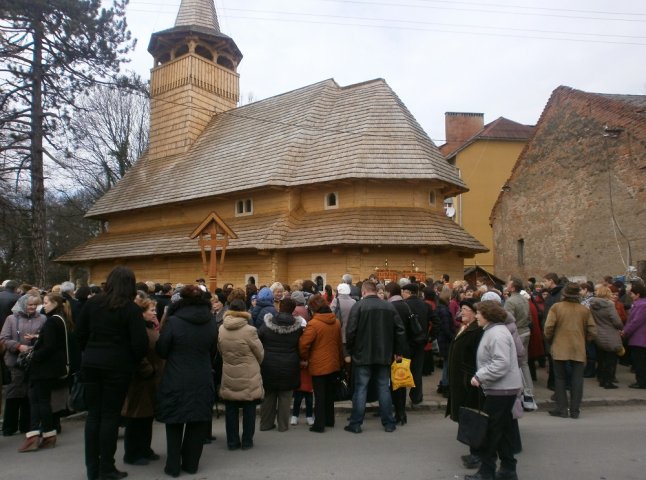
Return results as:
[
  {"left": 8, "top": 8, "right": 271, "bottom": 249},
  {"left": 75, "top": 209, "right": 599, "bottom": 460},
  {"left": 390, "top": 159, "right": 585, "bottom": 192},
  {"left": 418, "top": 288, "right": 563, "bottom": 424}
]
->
[{"left": 124, "top": 0, "right": 646, "bottom": 143}]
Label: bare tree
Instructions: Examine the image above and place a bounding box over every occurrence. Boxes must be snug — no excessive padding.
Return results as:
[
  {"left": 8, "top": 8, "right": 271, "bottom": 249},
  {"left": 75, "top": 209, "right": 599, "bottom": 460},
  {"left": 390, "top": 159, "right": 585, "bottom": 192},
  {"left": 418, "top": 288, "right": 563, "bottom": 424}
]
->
[
  {"left": 63, "top": 84, "right": 149, "bottom": 200},
  {"left": 0, "top": 0, "right": 136, "bottom": 286}
]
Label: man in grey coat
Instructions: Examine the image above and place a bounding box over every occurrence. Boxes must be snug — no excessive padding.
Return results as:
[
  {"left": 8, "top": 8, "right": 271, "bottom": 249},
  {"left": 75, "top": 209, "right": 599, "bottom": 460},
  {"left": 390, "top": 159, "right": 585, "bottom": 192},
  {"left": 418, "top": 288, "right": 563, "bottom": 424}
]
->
[{"left": 504, "top": 277, "right": 536, "bottom": 411}]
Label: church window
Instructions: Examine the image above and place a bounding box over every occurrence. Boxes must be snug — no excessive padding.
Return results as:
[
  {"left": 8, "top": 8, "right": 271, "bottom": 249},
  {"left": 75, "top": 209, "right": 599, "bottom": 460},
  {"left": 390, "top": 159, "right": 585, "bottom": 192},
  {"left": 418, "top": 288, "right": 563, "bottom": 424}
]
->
[
  {"left": 517, "top": 239, "right": 525, "bottom": 266},
  {"left": 429, "top": 190, "right": 436, "bottom": 206},
  {"left": 156, "top": 52, "right": 171, "bottom": 66},
  {"left": 195, "top": 45, "right": 213, "bottom": 61},
  {"left": 236, "top": 199, "right": 253, "bottom": 216},
  {"left": 325, "top": 192, "right": 338, "bottom": 209}
]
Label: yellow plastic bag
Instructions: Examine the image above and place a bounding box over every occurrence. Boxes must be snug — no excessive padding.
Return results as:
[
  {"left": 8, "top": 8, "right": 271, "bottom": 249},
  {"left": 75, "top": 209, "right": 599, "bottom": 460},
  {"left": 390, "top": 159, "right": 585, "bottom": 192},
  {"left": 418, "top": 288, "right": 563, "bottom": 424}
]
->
[{"left": 391, "top": 357, "right": 415, "bottom": 391}]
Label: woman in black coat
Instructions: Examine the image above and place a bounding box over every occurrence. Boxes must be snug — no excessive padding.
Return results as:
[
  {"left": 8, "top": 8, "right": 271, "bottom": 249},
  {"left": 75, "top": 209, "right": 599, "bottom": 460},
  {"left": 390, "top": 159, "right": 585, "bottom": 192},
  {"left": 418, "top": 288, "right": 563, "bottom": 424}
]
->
[
  {"left": 445, "top": 299, "right": 484, "bottom": 470},
  {"left": 258, "top": 298, "right": 303, "bottom": 432},
  {"left": 155, "top": 285, "right": 217, "bottom": 478},
  {"left": 76, "top": 266, "right": 149, "bottom": 480},
  {"left": 18, "top": 292, "right": 72, "bottom": 452}
]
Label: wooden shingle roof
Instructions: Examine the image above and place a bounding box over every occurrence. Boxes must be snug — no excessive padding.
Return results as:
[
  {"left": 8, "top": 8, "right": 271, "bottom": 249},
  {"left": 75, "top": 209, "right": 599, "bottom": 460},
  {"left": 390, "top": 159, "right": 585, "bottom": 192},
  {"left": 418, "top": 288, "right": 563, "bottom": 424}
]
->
[
  {"left": 86, "top": 79, "right": 466, "bottom": 219},
  {"left": 174, "top": 0, "right": 220, "bottom": 32},
  {"left": 57, "top": 207, "right": 486, "bottom": 263}
]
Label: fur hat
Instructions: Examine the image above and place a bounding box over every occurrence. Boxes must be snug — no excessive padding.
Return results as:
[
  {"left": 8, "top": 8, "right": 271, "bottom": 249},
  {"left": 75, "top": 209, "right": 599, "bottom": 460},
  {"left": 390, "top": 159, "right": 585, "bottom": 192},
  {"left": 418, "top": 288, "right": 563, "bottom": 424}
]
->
[
  {"left": 562, "top": 282, "right": 581, "bottom": 300},
  {"left": 481, "top": 291, "right": 502, "bottom": 304},
  {"left": 290, "top": 290, "right": 306, "bottom": 305},
  {"left": 337, "top": 283, "right": 351, "bottom": 295},
  {"left": 401, "top": 283, "right": 419, "bottom": 294}
]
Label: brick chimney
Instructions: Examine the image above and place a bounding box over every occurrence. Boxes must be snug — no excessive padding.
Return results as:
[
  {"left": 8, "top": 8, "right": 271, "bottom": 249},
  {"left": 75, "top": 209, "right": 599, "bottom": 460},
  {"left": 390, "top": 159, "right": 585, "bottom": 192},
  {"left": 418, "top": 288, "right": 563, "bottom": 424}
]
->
[{"left": 441, "top": 112, "right": 484, "bottom": 157}]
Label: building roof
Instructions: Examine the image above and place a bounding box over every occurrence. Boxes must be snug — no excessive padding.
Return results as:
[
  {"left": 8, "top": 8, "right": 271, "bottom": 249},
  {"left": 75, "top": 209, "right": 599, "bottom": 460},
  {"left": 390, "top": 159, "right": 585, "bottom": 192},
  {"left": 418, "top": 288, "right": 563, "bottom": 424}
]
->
[
  {"left": 175, "top": 0, "right": 220, "bottom": 32},
  {"left": 87, "top": 78, "right": 467, "bottom": 219},
  {"left": 445, "top": 117, "right": 534, "bottom": 159},
  {"left": 57, "top": 207, "right": 487, "bottom": 263}
]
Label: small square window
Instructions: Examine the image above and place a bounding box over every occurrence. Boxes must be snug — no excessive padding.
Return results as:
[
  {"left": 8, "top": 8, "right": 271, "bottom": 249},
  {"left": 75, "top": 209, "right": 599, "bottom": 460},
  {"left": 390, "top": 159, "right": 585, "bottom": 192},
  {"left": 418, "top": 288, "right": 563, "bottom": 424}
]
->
[
  {"left": 325, "top": 192, "right": 338, "bottom": 209},
  {"left": 235, "top": 198, "right": 253, "bottom": 216}
]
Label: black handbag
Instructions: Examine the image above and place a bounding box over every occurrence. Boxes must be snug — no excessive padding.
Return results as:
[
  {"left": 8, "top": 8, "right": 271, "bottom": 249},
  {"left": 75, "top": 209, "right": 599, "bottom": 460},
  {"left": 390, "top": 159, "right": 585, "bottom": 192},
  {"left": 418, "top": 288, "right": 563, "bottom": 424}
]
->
[
  {"left": 334, "top": 367, "right": 353, "bottom": 402},
  {"left": 457, "top": 406, "right": 489, "bottom": 448},
  {"left": 15, "top": 349, "right": 34, "bottom": 370},
  {"left": 69, "top": 372, "right": 88, "bottom": 412},
  {"left": 1, "top": 359, "right": 11, "bottom": 385}
]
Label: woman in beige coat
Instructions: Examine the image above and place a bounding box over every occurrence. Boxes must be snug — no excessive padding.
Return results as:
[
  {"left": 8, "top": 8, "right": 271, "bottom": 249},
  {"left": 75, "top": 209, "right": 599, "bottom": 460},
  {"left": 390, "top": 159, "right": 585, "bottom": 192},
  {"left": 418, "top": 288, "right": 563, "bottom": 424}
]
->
[{"left": 218, "top": 299, "right": 264, "bottom": 450}]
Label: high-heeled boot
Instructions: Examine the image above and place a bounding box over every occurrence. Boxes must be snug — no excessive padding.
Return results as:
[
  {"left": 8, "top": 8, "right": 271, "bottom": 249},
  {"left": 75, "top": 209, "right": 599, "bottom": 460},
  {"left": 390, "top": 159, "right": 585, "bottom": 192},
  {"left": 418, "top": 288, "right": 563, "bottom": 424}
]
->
[{"left": 18, "top": 433, "right": 40, "bottom": 452}]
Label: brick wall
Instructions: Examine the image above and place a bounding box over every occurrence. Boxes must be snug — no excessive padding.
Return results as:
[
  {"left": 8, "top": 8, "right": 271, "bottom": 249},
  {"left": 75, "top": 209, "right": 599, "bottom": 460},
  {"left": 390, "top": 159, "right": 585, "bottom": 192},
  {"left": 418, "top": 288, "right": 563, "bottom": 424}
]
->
[{"left": 492, "top": 88, "right": 646, "bottom": 282}]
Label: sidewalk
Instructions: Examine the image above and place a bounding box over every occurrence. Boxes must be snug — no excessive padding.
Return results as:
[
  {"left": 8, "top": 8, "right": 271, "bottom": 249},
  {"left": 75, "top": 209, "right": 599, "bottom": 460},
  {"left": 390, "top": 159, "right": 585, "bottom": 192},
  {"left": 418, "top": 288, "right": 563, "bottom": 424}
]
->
[{"left": 334, "top": 361, "right": 646, "bottom": 413}]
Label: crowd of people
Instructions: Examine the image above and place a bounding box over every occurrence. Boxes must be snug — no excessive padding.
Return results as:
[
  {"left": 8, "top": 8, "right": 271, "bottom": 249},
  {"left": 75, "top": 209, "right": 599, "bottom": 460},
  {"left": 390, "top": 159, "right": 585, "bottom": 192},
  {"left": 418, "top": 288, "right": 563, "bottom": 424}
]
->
[{"left": 0, "top": 269, "right": 644, "bottom": 480}]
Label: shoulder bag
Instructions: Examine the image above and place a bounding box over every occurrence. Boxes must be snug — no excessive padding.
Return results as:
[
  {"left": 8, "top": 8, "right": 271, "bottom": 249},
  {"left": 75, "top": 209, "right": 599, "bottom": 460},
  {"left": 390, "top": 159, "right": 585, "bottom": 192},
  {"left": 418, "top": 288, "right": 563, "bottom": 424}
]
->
[{"left": 457, "top": 394, "right": 489, "bottom": 448}]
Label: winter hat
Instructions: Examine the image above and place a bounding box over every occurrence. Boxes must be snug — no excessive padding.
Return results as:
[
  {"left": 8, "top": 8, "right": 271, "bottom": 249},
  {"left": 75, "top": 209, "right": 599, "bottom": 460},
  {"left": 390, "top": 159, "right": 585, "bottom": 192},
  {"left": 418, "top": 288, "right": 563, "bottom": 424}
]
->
[
  {"left": 481, "top": 291, "right": 502, "bottom": 304},
  {"left": 402, "top": 283, "right": 419, "bottom": 294},
  {"left": 459, "top": 298, "right": 477, "bottom": 312},
  {"left": 337, "top": 283, "right": 351, "bottom": 295},
  {"left": 561, "top": 282, "right": 581, "bottom": 300},
  {"left": 291, "top": 290, "right": 306, "bottom": 305},
  {"left": 257, "top": 286, "right": 274, "bottom": 303}
]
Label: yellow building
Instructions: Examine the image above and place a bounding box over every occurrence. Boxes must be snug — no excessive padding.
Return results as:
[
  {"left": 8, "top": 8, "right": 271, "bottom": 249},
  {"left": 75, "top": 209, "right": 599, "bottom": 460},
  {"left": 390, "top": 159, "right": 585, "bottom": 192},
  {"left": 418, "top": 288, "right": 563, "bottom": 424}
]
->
[
  {"left": 440, "top": 114, "right": 534, "bottom": 274},
  {"left": 57, "top": 0, "right": 486, "bottom": 287}
]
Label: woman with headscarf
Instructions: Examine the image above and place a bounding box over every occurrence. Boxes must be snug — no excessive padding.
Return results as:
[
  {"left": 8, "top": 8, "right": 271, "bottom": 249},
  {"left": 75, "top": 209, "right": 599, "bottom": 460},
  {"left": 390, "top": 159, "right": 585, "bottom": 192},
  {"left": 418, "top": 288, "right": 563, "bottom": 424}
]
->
[
  {"left": 1, "top": 293, "right": 46, "bottom": 437},
  {"left": 155, "top": 285, "right": 217, "bottom": 477},
  {"left": 589, "top": 286, "right": 624, "bottom": 389},
  {"left": 76, "top": 266, "right": 149, "bottom": 480}
]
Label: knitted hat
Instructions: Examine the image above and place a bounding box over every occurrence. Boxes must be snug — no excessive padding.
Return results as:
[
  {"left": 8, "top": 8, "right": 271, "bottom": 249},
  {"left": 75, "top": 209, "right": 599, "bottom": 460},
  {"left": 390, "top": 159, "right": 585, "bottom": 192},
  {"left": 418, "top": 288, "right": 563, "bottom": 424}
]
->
[
  {"left": 562, "top": 282, "right": 581, "bottom": 300},
  {"left": 257, "top": 287, "right": 274, "bottom": 303},
  {"left": 337, "top": 283, "right": 351, "bottom": 295},
  {"left": 290, "top": 290, "right": 306, "bottom": 305},
  {"left": 481, "top": 291, "right": 502, "bottom": 304}
]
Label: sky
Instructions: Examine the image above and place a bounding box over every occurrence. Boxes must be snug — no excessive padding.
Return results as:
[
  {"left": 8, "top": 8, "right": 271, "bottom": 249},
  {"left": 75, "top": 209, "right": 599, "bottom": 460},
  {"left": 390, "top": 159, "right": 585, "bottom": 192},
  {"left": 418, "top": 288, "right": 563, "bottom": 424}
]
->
[{"left": 123, "top": 0, "right": 646, "bottom": 144}]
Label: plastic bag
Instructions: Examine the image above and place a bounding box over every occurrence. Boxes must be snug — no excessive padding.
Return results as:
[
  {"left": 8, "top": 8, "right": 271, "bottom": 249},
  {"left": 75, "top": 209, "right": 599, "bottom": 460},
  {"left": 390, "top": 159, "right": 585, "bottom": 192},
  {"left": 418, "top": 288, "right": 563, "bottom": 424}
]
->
[{"left": 391, "top": 357, "right": 415, "bottom": 391}]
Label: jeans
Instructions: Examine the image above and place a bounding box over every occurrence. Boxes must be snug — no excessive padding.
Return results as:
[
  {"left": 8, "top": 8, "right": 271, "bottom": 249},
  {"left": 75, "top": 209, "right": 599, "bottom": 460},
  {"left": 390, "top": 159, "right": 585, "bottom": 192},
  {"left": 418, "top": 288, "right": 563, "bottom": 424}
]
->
[
  {"left": 28, "top": 378, "right": 57, "bottom": 436},
  {"left": 553, "top": 360, "right": 584, "bottom": 415},
  {"left": 292, "top": 391, "right": 313, "bottom": 417},
  {"left": 348, "top": 364, "right": 394, "bottom": 429},
  {"left": 224, "top": 401, "right": 256, "bottom": 449},
  {"left": 83, "top": 367, "right": 132, "bottom": 479}
]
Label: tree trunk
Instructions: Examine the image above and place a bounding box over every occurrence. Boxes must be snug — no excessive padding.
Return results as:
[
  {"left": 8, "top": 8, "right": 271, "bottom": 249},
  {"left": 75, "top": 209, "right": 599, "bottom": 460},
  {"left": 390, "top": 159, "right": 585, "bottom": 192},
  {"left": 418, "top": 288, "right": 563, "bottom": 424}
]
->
[{"left": 30, "top": 16, "right": 47, "bottom": 287}]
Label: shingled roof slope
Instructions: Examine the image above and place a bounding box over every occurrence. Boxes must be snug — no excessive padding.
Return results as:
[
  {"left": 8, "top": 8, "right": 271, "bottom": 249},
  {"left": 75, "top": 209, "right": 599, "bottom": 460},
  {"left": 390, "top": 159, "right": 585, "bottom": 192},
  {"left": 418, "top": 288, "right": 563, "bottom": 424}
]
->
[
  {"left": 175, "top": 0, "right": 220, "bottom": 32},
  {"left": 87, "top": 78, "right": 466, "bottom": 219},
  {"left": 57, "top": 207, "right": 486, "bottom": 263}
]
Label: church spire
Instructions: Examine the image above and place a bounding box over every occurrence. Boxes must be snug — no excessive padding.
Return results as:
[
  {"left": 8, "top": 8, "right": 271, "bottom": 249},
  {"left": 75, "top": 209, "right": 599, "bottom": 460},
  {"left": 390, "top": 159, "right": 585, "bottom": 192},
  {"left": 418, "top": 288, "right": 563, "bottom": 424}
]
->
[{"left": 174, "top": 0, "right": 220, "bottom": 32}]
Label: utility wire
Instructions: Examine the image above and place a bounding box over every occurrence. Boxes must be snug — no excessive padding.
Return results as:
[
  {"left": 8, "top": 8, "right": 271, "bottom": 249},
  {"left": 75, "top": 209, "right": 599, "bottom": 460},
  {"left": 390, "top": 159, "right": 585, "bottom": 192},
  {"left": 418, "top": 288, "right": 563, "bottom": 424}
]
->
[{"left": 125, "top": 8, "right": 646, "bottom": 45}]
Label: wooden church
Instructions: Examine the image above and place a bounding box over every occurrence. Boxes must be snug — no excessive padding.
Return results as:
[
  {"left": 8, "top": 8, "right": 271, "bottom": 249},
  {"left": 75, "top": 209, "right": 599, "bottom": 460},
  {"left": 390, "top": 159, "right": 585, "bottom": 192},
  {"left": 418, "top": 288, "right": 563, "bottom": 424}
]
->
[{"left": 58, "top": 0, "right": 486, "bottom": 289}]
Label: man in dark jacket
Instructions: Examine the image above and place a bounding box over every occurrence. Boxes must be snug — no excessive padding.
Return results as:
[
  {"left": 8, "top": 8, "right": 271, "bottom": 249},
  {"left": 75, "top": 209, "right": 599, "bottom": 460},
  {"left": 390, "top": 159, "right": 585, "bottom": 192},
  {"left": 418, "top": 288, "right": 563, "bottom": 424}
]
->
[
  {"left": 344, "top": 281, "right": 406, "bottom": 433},
  {"left": 0, "top": 280, "right": 20, "bottom": 329},
  {"left": 542, "top": 272, "right": 564, "bottom": 391},
  {"left": 402, "top": 283, "right": 432, "bottom": 405}
]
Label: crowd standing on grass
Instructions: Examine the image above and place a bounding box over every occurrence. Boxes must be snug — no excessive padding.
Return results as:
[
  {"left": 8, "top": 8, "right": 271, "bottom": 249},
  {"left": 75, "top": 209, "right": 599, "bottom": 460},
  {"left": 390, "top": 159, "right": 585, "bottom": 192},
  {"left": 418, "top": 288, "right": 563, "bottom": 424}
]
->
[{"left": 0, "top": 269, "right": 645, "bottom": 480}]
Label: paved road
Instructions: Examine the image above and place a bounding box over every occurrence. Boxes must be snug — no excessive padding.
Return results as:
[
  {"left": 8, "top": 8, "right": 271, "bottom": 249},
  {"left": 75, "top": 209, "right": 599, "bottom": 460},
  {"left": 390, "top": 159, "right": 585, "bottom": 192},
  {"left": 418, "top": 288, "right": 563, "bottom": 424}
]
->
[{"left": 1, "top": 404, "right": 644, "bottom": 480}]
